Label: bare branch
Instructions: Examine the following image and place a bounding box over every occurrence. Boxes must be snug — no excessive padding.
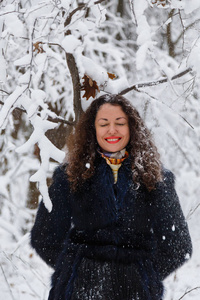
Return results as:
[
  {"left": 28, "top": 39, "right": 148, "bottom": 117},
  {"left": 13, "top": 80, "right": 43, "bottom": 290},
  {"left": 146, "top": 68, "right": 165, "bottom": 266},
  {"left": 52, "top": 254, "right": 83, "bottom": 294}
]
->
[
  {"left": 174, "top": 18, "right": 200, "bottom": 46},
  {"left": 119, "top": 68, "right": 192, "bottom": 95},
  {"left": 178, "top": 287, "right": 200, "bottom": 300},
  {"left": 64, "top": 0, "right": 106, "bottom": 27},
  {"left": 187, "top": 203, "right": 200, "bottom": 220},
  {"left": 47, "top": 115, "right": 75, "bottom": 126},
  {"left": 0, "top": 89, "right": 10, "bottom": 95},
  {"left": 0, "top": 264, "right": 15, "bottom": 300},
  {"left": 128, "top": 0, "right": 138, "bottom": 26}
]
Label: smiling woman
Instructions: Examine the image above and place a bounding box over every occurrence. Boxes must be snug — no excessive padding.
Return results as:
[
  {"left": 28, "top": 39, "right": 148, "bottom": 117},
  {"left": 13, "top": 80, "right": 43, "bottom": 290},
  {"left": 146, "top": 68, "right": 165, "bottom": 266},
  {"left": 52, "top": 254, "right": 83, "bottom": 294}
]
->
[
  {"left": 31, "top": 94, "right": 192, "bottom": 300},
  {"left": 95, "top": 104, "right": 130, "bottom": 152}
]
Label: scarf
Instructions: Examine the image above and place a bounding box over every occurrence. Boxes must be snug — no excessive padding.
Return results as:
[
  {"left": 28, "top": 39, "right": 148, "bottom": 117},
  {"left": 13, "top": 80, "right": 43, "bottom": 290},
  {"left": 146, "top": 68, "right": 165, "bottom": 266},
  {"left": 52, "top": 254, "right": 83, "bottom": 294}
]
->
[
  {"left": 99, "top": 149, "right": 129, "bottom": 183},
  {"left": 99, "top": 148, "right": 129, "bottom": 165}
]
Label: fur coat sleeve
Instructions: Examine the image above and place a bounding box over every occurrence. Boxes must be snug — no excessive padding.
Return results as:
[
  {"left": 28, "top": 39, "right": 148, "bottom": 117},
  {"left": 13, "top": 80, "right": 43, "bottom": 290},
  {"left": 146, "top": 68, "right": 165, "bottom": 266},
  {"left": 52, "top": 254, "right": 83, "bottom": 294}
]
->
[
  {"left": 151, "top": 169, "right": 192, "bottom": 280},
  {"left": 31, "top": 165, "right": 71, "bottom": 269}
]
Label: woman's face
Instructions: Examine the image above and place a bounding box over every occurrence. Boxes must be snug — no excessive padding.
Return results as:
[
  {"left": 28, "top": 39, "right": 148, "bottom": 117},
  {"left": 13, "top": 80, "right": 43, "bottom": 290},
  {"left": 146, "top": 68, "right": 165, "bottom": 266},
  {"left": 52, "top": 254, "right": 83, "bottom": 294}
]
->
[{"left": 95, "top": 103, "right": 130, "bottom": 152}]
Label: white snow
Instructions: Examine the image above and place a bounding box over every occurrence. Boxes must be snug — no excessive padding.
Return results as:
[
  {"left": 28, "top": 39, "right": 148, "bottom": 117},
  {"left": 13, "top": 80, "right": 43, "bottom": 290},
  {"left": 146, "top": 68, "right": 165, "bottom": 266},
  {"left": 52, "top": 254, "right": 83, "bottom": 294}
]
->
[
  {"left": 61, "top": 35, "right": 82, "bottom": 54},
  {"left": 171, "top": 0, "right": 200, "bottom": 13},
  {"left": 1, "top": 0, "right": 200, "bottom": 299}
]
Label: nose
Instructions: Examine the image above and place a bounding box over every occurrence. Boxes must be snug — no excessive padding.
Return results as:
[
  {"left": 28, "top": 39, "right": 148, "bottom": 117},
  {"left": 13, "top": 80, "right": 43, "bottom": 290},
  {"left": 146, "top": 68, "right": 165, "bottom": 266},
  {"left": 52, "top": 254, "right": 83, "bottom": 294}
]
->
[{"left": 108, "top": 123, "right": 117, "bottom": 135}]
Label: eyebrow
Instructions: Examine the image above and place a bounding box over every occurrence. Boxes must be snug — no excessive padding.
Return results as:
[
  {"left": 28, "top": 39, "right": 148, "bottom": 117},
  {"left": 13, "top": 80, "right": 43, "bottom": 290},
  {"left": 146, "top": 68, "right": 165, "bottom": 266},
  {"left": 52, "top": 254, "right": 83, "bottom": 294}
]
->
[{"left": 97, "top": 117, "right": 127, "bottom": 121}]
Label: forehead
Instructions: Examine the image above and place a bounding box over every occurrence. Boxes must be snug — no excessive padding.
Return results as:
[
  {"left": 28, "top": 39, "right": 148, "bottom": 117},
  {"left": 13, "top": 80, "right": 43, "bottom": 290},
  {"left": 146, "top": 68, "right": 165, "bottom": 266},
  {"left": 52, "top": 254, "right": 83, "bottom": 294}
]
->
[{"left": 96, "top": 103, "right": 127, "bottom": 120}]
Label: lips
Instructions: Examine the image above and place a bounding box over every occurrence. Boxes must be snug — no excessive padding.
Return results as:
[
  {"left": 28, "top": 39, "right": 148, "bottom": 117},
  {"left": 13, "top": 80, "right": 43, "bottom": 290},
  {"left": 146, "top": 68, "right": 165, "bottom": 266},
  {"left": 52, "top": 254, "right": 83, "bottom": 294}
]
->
[{"left": 105, "top": 137, "right": 122, "bottom": 144}]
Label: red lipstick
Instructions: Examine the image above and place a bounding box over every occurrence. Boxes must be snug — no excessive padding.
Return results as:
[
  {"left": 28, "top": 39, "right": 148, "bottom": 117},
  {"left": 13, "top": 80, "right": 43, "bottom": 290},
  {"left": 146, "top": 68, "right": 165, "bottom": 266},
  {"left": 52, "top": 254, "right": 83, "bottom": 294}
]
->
[{"left": 105, "top": 136, "right": 121, "bottom": 144}]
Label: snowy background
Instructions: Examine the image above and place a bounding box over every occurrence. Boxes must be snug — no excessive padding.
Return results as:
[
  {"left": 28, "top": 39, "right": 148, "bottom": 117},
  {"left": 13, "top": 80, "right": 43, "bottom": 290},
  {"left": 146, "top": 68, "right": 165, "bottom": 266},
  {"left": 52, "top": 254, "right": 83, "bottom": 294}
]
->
[{"left": 1, "top": 0, "right": 200, "bottom": 299}]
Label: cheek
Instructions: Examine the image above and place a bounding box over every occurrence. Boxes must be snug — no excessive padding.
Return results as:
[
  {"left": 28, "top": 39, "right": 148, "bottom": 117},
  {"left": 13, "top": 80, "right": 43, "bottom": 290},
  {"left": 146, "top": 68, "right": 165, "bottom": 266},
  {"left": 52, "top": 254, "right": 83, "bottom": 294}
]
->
[
  {"left": 123, "top": 127, "right": 130, "bottom": 140},
  {"left": 96, "top": 128, "right": 105, "bottom": 142}
]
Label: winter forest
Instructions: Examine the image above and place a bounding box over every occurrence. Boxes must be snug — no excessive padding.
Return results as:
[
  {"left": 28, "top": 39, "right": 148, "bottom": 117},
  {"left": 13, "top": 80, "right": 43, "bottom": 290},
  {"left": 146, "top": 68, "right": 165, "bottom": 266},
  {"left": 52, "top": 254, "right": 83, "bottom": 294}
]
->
[{"left": 0, "top": 0, "right": 200, "bottom": 299}]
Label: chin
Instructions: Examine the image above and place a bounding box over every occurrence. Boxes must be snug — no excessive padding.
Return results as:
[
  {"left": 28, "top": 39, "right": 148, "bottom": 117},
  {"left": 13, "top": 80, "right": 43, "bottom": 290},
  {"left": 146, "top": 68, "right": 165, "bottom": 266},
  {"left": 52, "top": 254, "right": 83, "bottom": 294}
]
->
[{"left": 105, "top": 146, "right": 123, "bottom": 152}]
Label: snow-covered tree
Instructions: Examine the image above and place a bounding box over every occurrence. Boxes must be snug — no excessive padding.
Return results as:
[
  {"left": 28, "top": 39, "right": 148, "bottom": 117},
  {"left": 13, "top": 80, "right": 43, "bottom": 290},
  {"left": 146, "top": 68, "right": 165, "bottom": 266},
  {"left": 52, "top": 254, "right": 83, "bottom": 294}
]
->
[{"left": 0, "top": 0, "right": 200, "bottom": 299}]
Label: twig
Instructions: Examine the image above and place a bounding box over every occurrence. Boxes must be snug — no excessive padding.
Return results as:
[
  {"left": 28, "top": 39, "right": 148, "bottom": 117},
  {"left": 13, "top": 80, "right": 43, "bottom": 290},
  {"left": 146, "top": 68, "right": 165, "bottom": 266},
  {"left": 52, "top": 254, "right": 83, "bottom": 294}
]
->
[
  {"left": 178, "top": 286, "right": 200, "bottom": 300},
  {"left": 174, "top": 18, "right": 200, "bottom": 46},
  {"left": 187, "top": 203, "right": 200, "bottom": 220},
  {"left": 119, "top": 68, "right": 192, "bottom": 95},
  {"left": 0, "top": 89, "right": 10, "bottom": 95},
  {"left": 64, "top": 0, "right": 106, "bottom": 27},
  {"left": 0, "top": 264, "right": 15, "bottom": 300},
  {"left": 129, "top": 0, "right": 137, "bottom": 26}
]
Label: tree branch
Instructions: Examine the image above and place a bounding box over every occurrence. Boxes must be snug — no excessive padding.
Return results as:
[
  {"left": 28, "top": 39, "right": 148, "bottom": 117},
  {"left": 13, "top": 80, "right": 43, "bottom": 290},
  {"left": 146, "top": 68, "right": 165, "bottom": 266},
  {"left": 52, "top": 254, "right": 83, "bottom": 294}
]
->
[
  {"left": 0, "top": 99, "right": 75, "bottom": 126},
  {"left": 178, "top": 287, "right": 200, "bottom": 300},
  {"left": 167, "top": 9, "right": 176, "bottom": 57},
  {"left": 63, "top": 1, "right": 106, "bottom": 122},
  {"left": 0, "top": 67, "right": 193, "bottom": 126},
  {"left": 174, "top": 18, "right": 200, "bottom": 46},
  {"left": 119, "top": 67, "right": 192, "bottom": 95},
  {"left": 65, "top": 52, "right": 83, "bottom": 123},
  {"left": 0, "top": 264, "right": 15, "bottom": 300},
  {"left": 0, "top": 89, "right": 10, "bottom": 95},
  {"left": 64, "top": 0, "right": 106, "bottom": 27}
]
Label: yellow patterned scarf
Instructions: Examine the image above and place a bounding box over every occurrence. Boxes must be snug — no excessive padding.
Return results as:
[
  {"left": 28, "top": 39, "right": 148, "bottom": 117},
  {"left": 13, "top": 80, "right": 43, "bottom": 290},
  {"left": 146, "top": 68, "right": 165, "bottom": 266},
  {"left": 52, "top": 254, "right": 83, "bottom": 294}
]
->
[
  {"left": 100, "top": 151, "right": 129, "bottom": 165},
  {"left": 99, "top": 149, "right": 129, "bottom": 183}
]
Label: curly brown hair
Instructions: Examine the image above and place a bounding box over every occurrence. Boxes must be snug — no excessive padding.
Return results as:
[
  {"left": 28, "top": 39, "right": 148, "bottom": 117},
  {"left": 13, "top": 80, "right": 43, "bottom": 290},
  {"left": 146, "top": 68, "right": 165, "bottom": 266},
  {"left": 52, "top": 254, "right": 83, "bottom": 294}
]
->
[{"left": 66, "top": 94, "right": 162, "bottom": 191}]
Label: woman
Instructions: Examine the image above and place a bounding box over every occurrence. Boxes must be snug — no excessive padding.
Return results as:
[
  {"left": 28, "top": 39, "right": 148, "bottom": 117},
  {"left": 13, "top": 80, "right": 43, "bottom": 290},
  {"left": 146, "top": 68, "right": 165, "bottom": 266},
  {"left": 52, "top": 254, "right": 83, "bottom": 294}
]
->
[{"left": 31, "top": 94, "right": 192, "bottom": 300}]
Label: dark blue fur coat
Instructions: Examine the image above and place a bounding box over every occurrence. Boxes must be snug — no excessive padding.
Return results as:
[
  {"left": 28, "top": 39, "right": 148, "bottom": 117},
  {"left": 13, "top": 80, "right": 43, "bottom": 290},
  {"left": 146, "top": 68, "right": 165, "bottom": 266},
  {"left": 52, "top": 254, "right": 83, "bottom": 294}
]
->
[{"left": 31, "top": 155, "right": 192, "bottom": 300}]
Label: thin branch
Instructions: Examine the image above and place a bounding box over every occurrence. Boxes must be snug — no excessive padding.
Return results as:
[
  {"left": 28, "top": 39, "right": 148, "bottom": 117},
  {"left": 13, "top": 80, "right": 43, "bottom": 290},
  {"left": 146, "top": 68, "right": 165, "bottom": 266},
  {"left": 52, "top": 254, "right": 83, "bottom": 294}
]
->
[
  {"left": 168, "top": 134, "right": 194, "bottom": 167},
  {"left": 119, "top": 77, "right": 194, "bottom": 130},
  {"left": 0, "top": 10, "right": 19, "bottom": 17},
  {"left": 128, "top": 0, "right": 137, "bottom": 26},
  {"left": 177, "top": 10, "right": 185, "bottom": 51},
  {"left": 187, "top": 203, "right": 200, "bottom": 220},
  {"left": 0, "top": 89, "right": 10, "bottom": 95},
  {"left": 174, "top": 18, "right": 200, "bottom": 46},
  {"left": 47, "top": 115, "right": 75, "bottom": 125},
  {"left": 0, "top": 264, "right": 15, "bottom": 300},
  {"left": 64, "top": 0, "right": 106, "bottom": 27},
  {"left": 178, "top": 287, "right": 200, "bottom": 300},
  {"left": 119, "top": 68, "right": 192, "bottom": 95}
]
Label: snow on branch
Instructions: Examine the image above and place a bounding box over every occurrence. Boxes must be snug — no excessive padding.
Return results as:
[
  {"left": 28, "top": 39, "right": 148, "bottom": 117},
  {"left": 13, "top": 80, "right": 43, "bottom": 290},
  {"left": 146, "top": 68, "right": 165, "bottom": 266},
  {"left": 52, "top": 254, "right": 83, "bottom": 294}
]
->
[
  {"left": 14, "top": 94, "right": 65, "bottom": 211},
  {"left": 0, "top": 86, "right": 28, "bottom": 129},
  {"left": 0, "top": 67, "right": 193, "bottom": 128},
  {"left": 119, "top": 68, "right": 192, "bottom": 95}
]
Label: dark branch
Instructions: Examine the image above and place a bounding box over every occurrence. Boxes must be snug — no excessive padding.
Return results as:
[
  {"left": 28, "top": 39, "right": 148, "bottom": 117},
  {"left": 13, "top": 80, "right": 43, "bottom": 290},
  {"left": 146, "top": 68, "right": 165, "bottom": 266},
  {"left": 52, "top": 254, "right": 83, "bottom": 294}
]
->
[
  {"left": 0, "top": 89, "right": 10, "bottom": 95},
  {"left": 178, "top": 287, "right": 200, "bottom": 300},
  {"left": 65, "top": 52, "right": 83, "bottom": 123},
  {"left": 167, "top": 9, "right": 176, "bottom": 58},
  {"left": 119, "top": 68, "right": 192, "bottom": 95},
  {"left": 64, "top": 0, "right": 106, "bottom": 27}
]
